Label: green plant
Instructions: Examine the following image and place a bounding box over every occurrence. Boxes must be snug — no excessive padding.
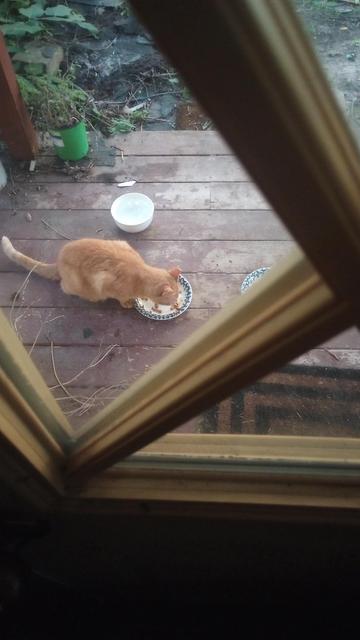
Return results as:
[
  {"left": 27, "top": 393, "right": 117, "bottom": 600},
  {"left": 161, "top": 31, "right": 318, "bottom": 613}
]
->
[
  {"left": 0, "top": 1, "right": 97, "bottom": 39},
  {"left": 128, "top": 108, "right": 149, "bottom": 124},
  {"left": 109, "top": 117, "right": 136, "bottom": 134},
  {"left": 109, "top": 109, "right": 149, "bottom": 134},
  {"left": 17, "top": 71, "right": 91, "bottom": 130}
]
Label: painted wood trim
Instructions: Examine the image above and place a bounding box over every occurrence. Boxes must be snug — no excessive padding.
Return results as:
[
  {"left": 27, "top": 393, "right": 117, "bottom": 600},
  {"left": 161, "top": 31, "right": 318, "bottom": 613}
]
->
[
  {"left": 3, "top": 0, "right": 360, "bottom": 514},
  {"left": 0, "top": 33, "right": 38, "bottom": 159},
  {"left": 67, "top": 249, "right": 352, "bottom": 482},
  {"left": 133, "top": 433, "right": 360, "bottom": 466},
  {"left": 0, "top": 376, "right": 64, "bottom": 504},
  {"left": 62, "top": 0, "right": 360, "bottom": 481},
  {"left": 1, "top": 367, "right": 65, "bottom": 462},
  {"left": 63, "top": 462, "right": 360, "bottom": 514}
]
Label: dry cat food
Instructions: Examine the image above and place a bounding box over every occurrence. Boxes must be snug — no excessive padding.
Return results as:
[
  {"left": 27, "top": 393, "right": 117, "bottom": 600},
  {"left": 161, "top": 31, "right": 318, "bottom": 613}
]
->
[{"left": 135, "top": 275, "right": 192, "bottom": 321}]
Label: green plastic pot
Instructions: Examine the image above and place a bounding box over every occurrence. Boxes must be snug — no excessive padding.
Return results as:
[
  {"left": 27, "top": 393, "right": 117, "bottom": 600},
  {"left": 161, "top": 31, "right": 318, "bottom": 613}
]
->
[{"left": 52, "top": 121, "right": 89, "bottom": 161}]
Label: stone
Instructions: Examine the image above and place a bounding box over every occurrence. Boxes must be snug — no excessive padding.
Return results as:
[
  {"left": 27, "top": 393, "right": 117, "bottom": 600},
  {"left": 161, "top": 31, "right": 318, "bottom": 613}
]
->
[
  {"left": 159, "top": 95, "right": 178, "bottom": 118},
  {"left": 13, "top": 43, "right": 64, "bottom": 75},
  {"left": 0, "top": 160, "right": 7, "bottom": 191},
  {"left": 334, "top": 89, "right": 347, "bottom": 113},
  {"left": 147, "top": 100, "right": 162, "bottom": 120},
  {"left": 115, "top": 16, "right": 143, "bottom": 36},
  {"left": 136, "top": 35, "right": 153, "bottom": 45}
]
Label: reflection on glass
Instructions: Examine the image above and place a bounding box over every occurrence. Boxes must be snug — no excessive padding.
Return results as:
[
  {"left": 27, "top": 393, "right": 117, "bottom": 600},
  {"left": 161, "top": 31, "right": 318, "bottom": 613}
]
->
[
  {"left": 296, "top": 0, "right": 360, "bottom": 142},
  {"left": 176, "top": 326, "right": 360, "bottom": 437}
]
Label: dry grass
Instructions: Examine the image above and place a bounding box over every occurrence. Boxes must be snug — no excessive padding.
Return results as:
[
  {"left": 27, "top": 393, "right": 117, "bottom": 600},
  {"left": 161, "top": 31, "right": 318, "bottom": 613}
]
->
[{"left": 10, "top": 271, "right": 125, "bottom": 420}]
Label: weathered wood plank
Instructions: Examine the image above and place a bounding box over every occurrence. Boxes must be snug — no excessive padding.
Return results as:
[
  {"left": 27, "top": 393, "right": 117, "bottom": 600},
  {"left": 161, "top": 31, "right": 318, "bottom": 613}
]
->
[
  {"left": 59, "top": 360, "right": 360, "bottom": 430},
  {"left": 4, "top": 306, "right": 359, "bottom": 349},
  {"left": 14, "top": 155, "right": 249, "bottom": 183},
  {"left": 209, "top": 183, "right": 269, "bottom": 210},
  {"left": 52, "top": 385, "right": 200, "bottom": 432},
  {"left": 321, "top": 328, "right": 360, "bottom": 350},
  {"left": 40, "top": 131, "right": 232, "bottom": 157},
  {"left": 95, "top": 131, "right": 230, "bottom": 156},
  {"left": 293, "top": 350, "right": 360, "bottom": 368},
  {"left": 108, "top": 131, "right": 233, "bottom": 156},
  {"left": 1, "top": 182, "right": 269, "bottom": 210},
  {"left": 0, "top": 239, "right": 292, "bottom": 273},
  {"left": 1, "top": 209, "right": 289, "bottom": 241},
  {"left": 0, "top": 272, "right": 248, "bottom": 309},
  {"left": 52, "top": 384, "right": 126, "bottom": 430},
  {"left": 31, "top": 345, "right": 169, "bottom": 387},
  {"left": 4, "top": 307, "right": 213, "bottom": 347},
  {"left": 28, "top": 345, "right": 360, "bottom": 393}
]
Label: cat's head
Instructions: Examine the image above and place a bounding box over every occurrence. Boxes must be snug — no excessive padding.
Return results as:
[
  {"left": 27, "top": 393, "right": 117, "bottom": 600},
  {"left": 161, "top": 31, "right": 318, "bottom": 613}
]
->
[{"left": 152, "top": 266, "right": 182, "bottom": 305}]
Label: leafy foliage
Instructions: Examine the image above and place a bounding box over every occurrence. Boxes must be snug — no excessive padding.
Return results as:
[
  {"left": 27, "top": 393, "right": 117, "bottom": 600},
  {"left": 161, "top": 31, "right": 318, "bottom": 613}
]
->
[
  {"left": 0, "top": 21, "right": 42, "bottom": 36},
  {"left": 109, "top": 109, "right": 149, "bottom": 134},
  {"left": 0, "top": 1, "right": 98, "bottom": 38},
  {"left": 0, "top": 1, "right": 98, "bottom": 130},
  {"left": 109, "top": 117, "right": 136, "bottom": 134},
  {"left": 17, "top": 71, "right": 91, "bottom": 130}
]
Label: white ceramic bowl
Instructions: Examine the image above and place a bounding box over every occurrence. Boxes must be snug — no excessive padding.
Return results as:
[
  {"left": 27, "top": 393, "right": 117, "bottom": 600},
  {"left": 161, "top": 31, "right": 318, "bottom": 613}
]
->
[{"left": 111, "top": 193, "right": 154, "bottom": 233}]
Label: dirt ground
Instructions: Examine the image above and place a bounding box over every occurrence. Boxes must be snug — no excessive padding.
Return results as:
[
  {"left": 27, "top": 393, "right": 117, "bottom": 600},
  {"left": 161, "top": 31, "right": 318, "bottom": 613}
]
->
[
  {"left": 65, "top": 1, "right": 211, "bottom": 131},
  {"left": 295, "top": 0, "right": 360, "bottom": 140},
  {"left": 35, "top": 1, "right": 359, "bottom": 134}
]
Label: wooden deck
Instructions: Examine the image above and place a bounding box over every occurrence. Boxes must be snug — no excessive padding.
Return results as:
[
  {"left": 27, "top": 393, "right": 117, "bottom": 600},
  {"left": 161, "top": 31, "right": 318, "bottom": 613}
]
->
[{"left": 1, "top": 131, "right": 360, "bottom": 435}]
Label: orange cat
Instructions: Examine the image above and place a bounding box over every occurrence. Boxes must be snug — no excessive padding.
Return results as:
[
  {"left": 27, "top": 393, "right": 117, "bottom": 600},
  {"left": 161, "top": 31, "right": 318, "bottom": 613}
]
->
[{"left": 1, "top": 237, "right": 181, "bottom": 308}]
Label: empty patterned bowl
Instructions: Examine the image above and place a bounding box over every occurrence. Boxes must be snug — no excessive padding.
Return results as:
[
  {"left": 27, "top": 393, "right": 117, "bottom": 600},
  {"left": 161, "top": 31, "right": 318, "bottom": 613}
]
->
[{"left": 240, "top": 267, "right": 270, "bottom": 294}]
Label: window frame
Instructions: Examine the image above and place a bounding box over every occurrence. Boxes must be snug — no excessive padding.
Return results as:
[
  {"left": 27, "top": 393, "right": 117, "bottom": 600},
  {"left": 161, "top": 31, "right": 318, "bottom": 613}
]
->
[{"left": 1, "top": 0, "right": 360, "bottom": 511}]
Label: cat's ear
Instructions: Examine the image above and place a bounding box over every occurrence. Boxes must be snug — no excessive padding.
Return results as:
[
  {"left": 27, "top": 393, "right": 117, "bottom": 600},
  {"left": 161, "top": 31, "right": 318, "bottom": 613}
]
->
[
  {"left": 160, "top": 285, "right": 173, "bottom": 297},
  {"left": 169, "top": 266, "right": 182, "bottom": 279}
]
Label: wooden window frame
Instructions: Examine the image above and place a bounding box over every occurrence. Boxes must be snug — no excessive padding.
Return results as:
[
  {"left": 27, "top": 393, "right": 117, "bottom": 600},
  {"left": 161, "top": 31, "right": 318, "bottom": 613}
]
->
[
  {"left": 1, "top": 0, "right": 360, "bottom": 514},
  {"left": 0, "top": 34, "right": 38, "bottom": 159}
]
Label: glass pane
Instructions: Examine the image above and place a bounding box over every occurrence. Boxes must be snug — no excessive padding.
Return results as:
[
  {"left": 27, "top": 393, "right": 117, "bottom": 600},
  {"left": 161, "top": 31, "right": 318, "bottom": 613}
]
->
[
  {"left": 4, "top": 0, "right": 357, "bottom": 442},
  {"left": 0, "top": 1, "right": 296, "bottom": 434},
  {"left": 295, "top": 0, "right": 360, "bottom": 142},
  {"left": 170, "top": 325, "right": 360, "bottom": 437}
]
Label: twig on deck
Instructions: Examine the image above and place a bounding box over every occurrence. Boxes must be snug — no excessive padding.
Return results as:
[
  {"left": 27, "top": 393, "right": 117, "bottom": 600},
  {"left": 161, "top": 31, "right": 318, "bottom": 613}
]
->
[
  {"left": 110, "top": 145, "right": 125, "bottom": 161},
  {"left": 49, "top": 343, "right": 119, "bottom": 390},
  {"left": 10, "top": 265, "right": 38, "bottom": 332},
  {"left": 60, "top": 383, "right": 125, "bottom": 417},
  {"left": 50, "top": 340, "right": 84, "bottom": 406},
  {"left": 324, "top": 348, "right": 340, "bottom": 361},
  {"left": 28, "top": 313, "right": 64, "bottom": 356},
  {"left": 41, "top": 218, "right": 74, "bottom": 241},
  {"left": 50, "top": 341, "right": 121, "bottom": 417},
  {"left": 13, "top": 300, "right": 41, "bottom": 338},
  {"left": 27, "top": 310, "right": 43, "bottom": 356}
]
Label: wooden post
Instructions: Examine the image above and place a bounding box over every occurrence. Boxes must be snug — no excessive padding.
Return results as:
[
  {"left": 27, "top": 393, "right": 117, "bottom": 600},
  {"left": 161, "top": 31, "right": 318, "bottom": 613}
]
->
[{"left": 0, "top": 33, "right": 38, "bottom": 159}]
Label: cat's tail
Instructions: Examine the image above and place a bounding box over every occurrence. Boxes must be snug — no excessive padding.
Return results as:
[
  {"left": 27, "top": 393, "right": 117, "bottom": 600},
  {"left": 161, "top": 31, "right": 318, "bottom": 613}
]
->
[{"left": 1, "top": 236, "right": 60, "bottom": 280}]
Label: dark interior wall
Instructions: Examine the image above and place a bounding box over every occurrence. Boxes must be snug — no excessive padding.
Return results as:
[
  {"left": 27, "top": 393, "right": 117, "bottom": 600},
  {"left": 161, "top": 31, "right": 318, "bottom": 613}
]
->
[
  {"left": 7, "top": 512, "right": 360, "bottom": 599},
  {"left": 1, "top": 511, "right": 360, "bottom": 637}
]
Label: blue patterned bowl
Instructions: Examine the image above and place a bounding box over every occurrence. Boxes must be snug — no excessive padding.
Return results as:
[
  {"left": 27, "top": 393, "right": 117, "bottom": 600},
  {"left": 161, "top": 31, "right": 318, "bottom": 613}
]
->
[
  {"left": 240, "top": 267, "right": 270, "bottom": 294},
  {"left": 134, "top": 275, "right": 192, "bottom": 321}
]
